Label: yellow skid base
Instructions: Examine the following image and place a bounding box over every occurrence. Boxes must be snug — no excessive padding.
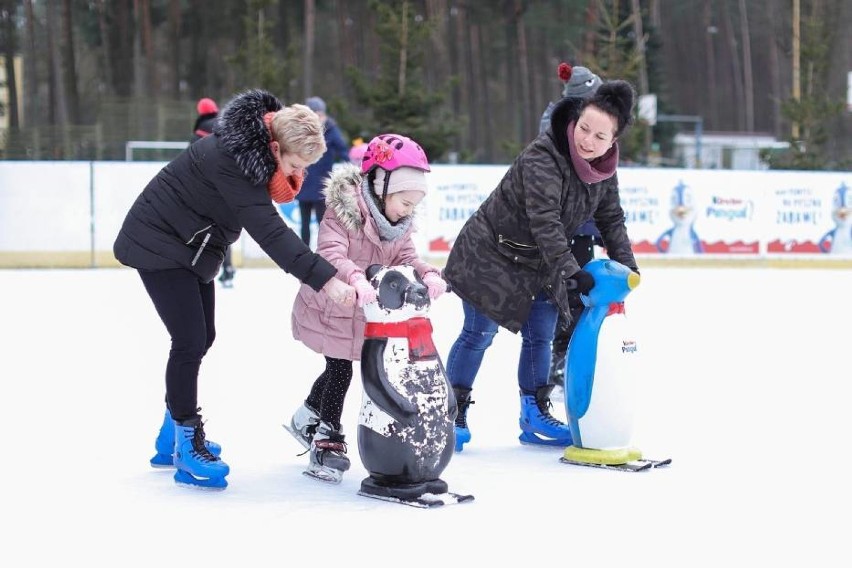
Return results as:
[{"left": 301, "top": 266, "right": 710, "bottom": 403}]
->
[{"left": 563, "top": 446, "right": 642, "bottom": 465}]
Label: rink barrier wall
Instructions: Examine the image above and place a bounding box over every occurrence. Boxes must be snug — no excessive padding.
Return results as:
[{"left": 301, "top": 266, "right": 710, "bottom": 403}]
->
[{"left": 0, "top": 161, "right": 850, "bottom": 269}]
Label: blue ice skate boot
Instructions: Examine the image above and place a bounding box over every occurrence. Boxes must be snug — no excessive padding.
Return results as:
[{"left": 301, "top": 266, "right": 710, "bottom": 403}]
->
[
  {"left": 173, "top": 416, "right": 229, "bottom": 490},
  {"left": 150, "top": 408, "right": 221, "bottom": 467},
  {"left": 518, "top": 386, "right": 573, "bottom": 447},
  {"left": 453, "top": 387, "right": 474, "bottom": 452}
]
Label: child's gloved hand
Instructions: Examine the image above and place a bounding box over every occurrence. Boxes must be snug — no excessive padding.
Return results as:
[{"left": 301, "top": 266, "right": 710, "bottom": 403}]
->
[
  {"left": 350, "top": 274, "right": 377, "bottom": 307},
  {"left": 422, "top": 272, "right": 448, "bottom": 300}
]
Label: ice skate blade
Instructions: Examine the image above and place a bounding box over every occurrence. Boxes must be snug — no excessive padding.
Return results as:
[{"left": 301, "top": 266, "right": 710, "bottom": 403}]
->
[
  {"left": 173, "top": 469, "right": 228, "bottom": 490},
  {"left": 358, "top": 490, "right": 475, "bottom": 508},
  {"left": 303, "top": 466, "right": 343, "bottom": 484},
  {"left": 518, "top": 431, "right": 572, "bottom": 447},
  {"left": 282, "top": 423, "right": 311, "bottom": 450}
]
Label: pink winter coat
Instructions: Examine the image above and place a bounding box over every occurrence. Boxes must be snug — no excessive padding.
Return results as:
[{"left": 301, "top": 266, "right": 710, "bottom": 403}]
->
[{"left": 291, "top": 163, "right": 441, "bottom": 361}]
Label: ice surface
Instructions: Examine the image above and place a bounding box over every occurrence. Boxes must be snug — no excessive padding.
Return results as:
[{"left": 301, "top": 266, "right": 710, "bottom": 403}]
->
[{"left": 1, "top": 266, "right": 848, "bottom": 566}]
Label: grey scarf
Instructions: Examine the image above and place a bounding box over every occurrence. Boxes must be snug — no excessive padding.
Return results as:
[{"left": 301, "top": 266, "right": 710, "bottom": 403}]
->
[{"left": 360, "top": 180, "right": 412, "bottom": 242}]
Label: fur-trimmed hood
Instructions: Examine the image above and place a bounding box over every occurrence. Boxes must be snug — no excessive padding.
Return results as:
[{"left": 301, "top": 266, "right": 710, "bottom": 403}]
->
[
  {"left": 322, "top": 162, "right": 367, "bottom": 232},
  {"left": 323, "top": 162, "right": 421, "bottom": 243},
  {"left": 216, "top": 89, "right": 283, "bottom": 185},
  {"left": 547, "top": 95, "right": 584, "bottom": 158}
]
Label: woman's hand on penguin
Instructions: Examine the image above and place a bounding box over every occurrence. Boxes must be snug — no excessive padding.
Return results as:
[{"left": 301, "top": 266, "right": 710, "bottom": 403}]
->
[{"left": 566, "top": 269, "right": 595, "bottom": 295}]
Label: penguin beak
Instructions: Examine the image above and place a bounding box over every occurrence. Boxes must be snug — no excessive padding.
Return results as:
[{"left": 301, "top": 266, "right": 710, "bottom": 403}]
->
[
  {"left": 628, "top": 272, "right": 640, "bottom": 290},
  {"left": 406, "top": 283, "right": 430, "bottom": 309}
]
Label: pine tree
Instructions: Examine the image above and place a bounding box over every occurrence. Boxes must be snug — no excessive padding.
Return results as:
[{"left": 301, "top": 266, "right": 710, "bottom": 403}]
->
[{"left": 344, "top": 0, "right": 460, "bottom": 162}]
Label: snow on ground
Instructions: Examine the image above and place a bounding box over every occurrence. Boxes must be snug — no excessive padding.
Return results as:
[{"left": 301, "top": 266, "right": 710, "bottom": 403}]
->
[{"left": 1, "top": 265, "right": 849, "bottom": 567}]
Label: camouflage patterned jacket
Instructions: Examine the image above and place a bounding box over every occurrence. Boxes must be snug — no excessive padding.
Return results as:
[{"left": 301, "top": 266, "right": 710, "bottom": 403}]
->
[{"left": 443, "top": 96, "right": 638, "bottom": 333}]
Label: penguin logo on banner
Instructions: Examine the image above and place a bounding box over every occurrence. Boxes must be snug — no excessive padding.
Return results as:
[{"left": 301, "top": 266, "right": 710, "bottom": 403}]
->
[
  {"left": 656, "top": 181, "right": 703, "bottom": 254},
  {"left": 819, "top": 183, "right": 852, "bottom": 255}
]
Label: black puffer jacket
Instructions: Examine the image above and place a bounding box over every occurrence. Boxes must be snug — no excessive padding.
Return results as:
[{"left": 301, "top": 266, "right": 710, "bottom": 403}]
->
[
  {"left": 113, "top": 89, "right": 337, "bottom": 289},
  {"left": 443, "top": 95, "right": 637, "bottom": 333}
]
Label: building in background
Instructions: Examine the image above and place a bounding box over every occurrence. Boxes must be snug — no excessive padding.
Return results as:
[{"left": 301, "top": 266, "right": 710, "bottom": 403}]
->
[{"left": 674, "top": 132, "right": 789, "bottom": 170}]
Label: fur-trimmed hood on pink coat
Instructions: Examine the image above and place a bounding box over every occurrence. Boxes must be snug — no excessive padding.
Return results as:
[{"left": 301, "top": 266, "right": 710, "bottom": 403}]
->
[{"left": 291, "top": 163, "right": 441, "bottom": 361}]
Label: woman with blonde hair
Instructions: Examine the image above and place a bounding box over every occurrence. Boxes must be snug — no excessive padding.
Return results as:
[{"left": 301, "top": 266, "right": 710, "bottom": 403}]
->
[{"left": 114, "top": 89, "right": 355, "bottom": 490}]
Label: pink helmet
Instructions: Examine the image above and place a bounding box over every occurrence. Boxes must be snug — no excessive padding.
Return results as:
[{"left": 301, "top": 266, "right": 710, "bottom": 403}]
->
[{"left": 360, "top": 133, "right": 430, "bottom": 175}]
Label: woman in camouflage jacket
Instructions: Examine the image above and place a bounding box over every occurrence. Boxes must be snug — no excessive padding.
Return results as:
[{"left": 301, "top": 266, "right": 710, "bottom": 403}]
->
[{"left": 443, "top": 80, "right": 640, "bottom": 450}]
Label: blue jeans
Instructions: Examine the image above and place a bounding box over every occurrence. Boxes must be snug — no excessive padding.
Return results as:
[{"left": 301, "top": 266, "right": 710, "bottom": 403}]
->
[{"left": 446, "top": 293, "right": 559, "bottom": 395}]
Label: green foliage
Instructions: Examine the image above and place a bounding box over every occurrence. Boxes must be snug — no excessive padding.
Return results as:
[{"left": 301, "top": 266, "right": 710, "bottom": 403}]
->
[
  {"left": 342, "top": 0, "right": 461, "bottom": 162},
  {"left": 572, "top": 0, "right": 647, "bottom": 164},
  {"left": 770, "top": 12, "right": 846, "bottom": 170},
  {"left": 226, "top": 0, "right": 294, "bottom": 97},
  {"left": 580, "top": 0, "right": 644, "bottom": 82}
]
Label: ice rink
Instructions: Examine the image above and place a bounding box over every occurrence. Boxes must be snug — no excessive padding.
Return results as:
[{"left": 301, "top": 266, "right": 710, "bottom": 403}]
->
[{"left": 1, "top": 264, "right": 848, "bottom": 567}]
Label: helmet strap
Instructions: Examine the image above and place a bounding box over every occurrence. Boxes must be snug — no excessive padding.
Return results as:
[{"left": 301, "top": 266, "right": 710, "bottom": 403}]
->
[
  {"left": 366, "top": 169, "right": 384, "bottom": 212},
  {"left": 380, "top": 171, "right": 392, "bottom": 212}
]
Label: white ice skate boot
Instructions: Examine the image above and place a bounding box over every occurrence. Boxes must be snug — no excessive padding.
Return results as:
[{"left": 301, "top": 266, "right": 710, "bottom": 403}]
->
[{"left": 283, "top": 401, "right": 320, "bottom": 450}]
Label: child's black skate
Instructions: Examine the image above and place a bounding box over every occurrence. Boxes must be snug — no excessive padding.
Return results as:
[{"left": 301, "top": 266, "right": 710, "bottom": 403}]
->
[{"left": 303, "top": 421, "right": 350, "bottom": 484}]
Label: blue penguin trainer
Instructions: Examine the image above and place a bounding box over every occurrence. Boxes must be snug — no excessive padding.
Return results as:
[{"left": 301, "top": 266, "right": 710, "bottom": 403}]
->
[{"left": 560, "top": 259, "right": 671, "bottom": 471}]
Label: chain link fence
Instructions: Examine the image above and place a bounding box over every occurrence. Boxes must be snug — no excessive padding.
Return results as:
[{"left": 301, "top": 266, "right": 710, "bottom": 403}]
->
[{"left": 0, "top": 98, "right": 194, "bottom": 161}]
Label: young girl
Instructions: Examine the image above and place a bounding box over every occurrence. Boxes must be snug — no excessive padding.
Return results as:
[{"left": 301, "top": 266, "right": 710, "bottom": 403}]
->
[{"left": 287, "top": 133, "right": 447, "bottom": 483}]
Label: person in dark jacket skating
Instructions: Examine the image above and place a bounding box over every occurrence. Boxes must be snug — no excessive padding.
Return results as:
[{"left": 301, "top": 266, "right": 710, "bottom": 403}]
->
[
  {"left": 114, "top": 89, "right": 356, "bottom": 490},
  {"left": 299, "top": 96, "right": 350, "bottom": 248},
  {"left": 443, "top": 79, "right": 640, "bottom": 452},
  {"left": 539, "top": 63, "right": 605, "bottom": 403}
]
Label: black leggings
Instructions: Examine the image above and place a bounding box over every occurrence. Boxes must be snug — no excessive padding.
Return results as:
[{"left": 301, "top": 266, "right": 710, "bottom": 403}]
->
[
  {"left": 139, "top": 269, "right": 215, "bottom": 423},
  {"left": 299, "top": 200, "right": 327, "bottom": 246},
  {"left": 305, "top": 356, "right": 353, "bottom": 430}
]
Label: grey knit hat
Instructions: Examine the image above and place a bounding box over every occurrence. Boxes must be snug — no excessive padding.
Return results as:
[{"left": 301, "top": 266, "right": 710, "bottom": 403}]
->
[
  {"left": 305, "top": 96, "right": 327, "bottom": 113},
  {"left": 560, "top": 64, "right": 603, "bottom": 99}
]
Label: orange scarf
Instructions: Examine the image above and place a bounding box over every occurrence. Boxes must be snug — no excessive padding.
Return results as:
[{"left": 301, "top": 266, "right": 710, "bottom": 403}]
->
[{"left": 263, "top": 112, "right": 303, "bottom": 204}]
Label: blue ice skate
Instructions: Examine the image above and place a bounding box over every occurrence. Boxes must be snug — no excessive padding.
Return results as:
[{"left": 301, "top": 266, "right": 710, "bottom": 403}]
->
[
  {"left": 453, "top": 387, "right": 473, "bottom": 452},
  {"left": 150, "top": 408, "right": 221, "bottom": 467},
  {"left": 173, "top": 418, "right": 229, "bottom": 490},
  {"left": 518, "top": 386, "right": 573, "bottom": 447}
]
